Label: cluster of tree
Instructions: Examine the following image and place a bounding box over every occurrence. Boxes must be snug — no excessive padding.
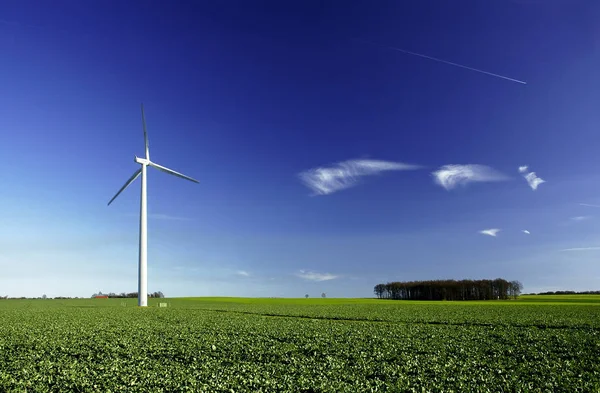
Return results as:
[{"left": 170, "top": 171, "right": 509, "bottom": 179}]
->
[
  {"left": 91, "top": 291, "right": 165, "bottom": 298},
  {"left": 374, "top": 279, "right": 523, "bottom": 301},
  {"left": 535, "top": 290, "right": 600, "bottom": 295}
]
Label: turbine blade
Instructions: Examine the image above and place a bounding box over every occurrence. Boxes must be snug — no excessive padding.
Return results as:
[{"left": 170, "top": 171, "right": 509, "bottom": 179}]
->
[
  {"left": 148, "top": 161, "right": 199, "bottom": 184},
  {"left": 108, "top": 168, "right": 142, "bottom": 206},
  {"left": 141, "top": 103, "right": 150, "bottom": 160}
]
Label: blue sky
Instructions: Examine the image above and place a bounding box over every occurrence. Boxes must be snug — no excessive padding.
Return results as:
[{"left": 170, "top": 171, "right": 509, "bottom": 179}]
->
[{"left": 1, "top": 0, "right": 599, "bottom": 298}]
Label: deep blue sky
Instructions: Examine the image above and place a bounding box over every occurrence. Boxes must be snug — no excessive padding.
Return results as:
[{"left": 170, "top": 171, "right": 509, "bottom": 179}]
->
[{"left": 1, "top": 0, "right": 599, "bottom": 298}]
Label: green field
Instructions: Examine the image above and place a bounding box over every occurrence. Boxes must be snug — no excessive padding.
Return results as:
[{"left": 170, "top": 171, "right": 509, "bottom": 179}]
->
[{"left": 1, "top": 296, "right": 599, "bottom": 392}]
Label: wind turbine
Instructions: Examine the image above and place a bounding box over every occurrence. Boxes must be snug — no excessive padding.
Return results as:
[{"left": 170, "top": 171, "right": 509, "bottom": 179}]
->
[{"left": 108, "top": 104, "right": 198, "bottom": 307}]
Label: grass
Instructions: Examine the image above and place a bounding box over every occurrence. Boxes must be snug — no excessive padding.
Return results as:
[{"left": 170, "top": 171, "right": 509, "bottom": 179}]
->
[{"left": 1, "top": 295, "right": 599, "bottom": 392}]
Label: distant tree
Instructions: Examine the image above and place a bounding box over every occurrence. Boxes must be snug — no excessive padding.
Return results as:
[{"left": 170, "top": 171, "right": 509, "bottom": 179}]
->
[
  {"left": 305, "top": 294, "right": 309, "bottom": 298},
  {"left": 509, "top": 280, "right": 523, "bottom": 299},
  {"left": 90, "top": 290, "right": 164, "bottom": 299},
  {"left": 321, "top": 292, "right": 326, "bottom": 298},
  {"left": 149, "top": 291, "right": 165, "bottom": 298},
  {"left": 92, "top": 291, "right": 105, "bottom": 298},
  {"left": 537, "top": 290, "right": 600, "bottom": 295}
]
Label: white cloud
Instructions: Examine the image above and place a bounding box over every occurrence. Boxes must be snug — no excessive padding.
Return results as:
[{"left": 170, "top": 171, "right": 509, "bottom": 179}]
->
[
  {"left": 518, "top": 165, "right": 545, "bottom": 190},
  {"left": 523, "top": 172, "right": 545, "bottom": 190},
  {"left": 479, "top": 228, "right": 500, "bottom": 237},
  {"left": 522, "top": 230, "right": 530, "bottom": 235},
  {"left": 296, "top": 270, "right": 338, "bottom": 281},
  {"left": 298, "top": 159, "right": 421, "bottom": 195},
  {"left": 236, "top": 270, "right": 250, "bottom": 277},
  {"left": 560, "top": 247, "right": 600, "bottom": 252},
  {"left": 580, "top": 203, "right": 600, "bottom": 208},
  {"left": 432, "top": 164, "right": 509, "bottom": 190},
  {"left": 570, "top": 216, "right": 591, "bottom": 221}
]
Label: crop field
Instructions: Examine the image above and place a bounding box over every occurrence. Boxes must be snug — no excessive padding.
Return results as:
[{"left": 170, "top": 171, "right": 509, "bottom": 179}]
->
[{"left": 0, "top": 296, "right": 599, "bottom": 392}]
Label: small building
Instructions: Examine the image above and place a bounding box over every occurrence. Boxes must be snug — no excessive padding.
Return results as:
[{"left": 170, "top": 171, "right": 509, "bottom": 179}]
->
[{"left": 94, "top": 295, "right": 108, "bottom": 299}]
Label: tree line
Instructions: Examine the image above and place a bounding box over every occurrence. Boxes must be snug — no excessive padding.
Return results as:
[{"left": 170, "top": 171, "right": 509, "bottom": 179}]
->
[
  {"left": 0, "top": 291, "right": 166, "bottom": 300},
  {"left": 91, "top": 291, "right": 165, "bottom": 298},
  {"left": 374, "top": 279, "right": 523, "bottom": 301},
  {"left": 0, "top": 296, "right": 86, "bottom": 300},
  {"left": 534, "top": 290, "right": 600, "bottom": 295}
]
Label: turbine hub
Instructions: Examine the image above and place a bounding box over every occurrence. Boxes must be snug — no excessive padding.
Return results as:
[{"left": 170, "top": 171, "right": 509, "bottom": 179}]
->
[{"left": 135, "top": 156, "right": 150, "bottom": 165}]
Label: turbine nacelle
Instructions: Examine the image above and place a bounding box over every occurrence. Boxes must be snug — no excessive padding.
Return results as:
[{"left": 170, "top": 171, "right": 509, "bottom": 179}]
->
[{"left": 135, "top": 156, "right": 150, "bottom": 166}]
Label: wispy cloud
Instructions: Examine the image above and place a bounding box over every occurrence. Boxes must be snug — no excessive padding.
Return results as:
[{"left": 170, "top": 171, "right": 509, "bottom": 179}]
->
[
  {"left": 570, "top": 216, "right": 591, "bottom": 221},
  {"left": 236, "top": 270, "right": 250, "bottom": 277},
  {"left": 560, "top": 247, "right": 600, "bottom": 252},
  {"left": 432, "top": 164, "right": 509, "bottom": 190},
  {"left": 298, "top": 159, "right": 421, "bottom": 195},
  {"left": 580, "top": 203, "right": 600, "bottom": 208},
  {"left": 296, "top": 270, "right": 338, "bottom": 281},
  {"left": 522, "top": 230, "right": 531, "bottom": 235},
  {"left": 519, "top": 165, "right": 545, "bottom": 190},
  {"left": 479, "top": 228, "right": 500, "bottom": 237}
]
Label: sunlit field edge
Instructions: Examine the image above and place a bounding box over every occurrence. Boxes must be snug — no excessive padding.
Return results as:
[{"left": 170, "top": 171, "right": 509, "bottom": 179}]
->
[{"left": 2, "top": 294, "right": 597, "bottom": 308}]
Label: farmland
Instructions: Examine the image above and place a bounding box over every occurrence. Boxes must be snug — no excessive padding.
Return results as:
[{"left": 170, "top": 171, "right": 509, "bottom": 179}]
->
[{"left": 0, "top": 296, "right": 599, "bottom": 392}]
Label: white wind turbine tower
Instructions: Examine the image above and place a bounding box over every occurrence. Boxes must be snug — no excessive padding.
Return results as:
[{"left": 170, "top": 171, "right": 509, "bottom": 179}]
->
[{"left": 108, "top": 104, "right": 199, "bottom": 307}]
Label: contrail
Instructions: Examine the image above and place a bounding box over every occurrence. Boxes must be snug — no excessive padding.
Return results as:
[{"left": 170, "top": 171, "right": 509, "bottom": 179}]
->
[{"left": 359, "top": 39, "right": 527, "bottom": 85}]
